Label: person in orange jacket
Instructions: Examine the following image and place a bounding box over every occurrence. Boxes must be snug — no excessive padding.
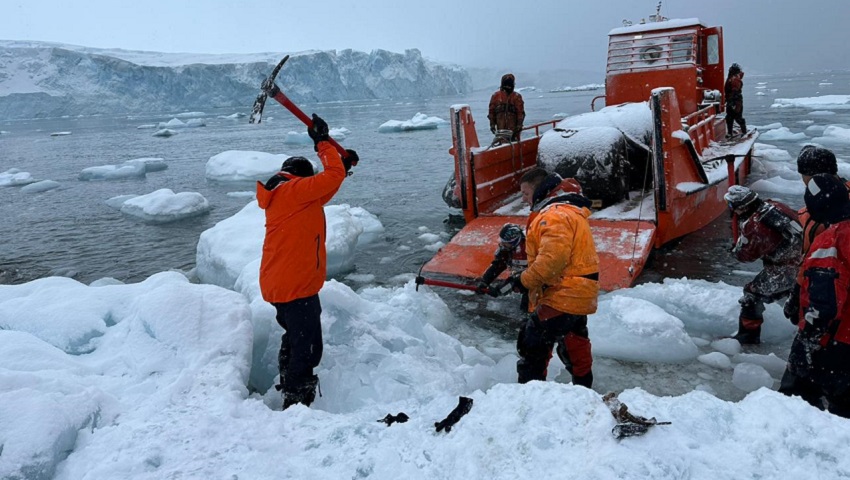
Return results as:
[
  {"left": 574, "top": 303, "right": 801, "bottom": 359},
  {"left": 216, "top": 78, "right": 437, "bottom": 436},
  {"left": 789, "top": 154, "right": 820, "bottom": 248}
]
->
[
  {"left": 489, "top": 168, "right": 599, "bottom": 387},
  {"left": 488, "top": 73, "right": 525, "bottom": 142},
  {"left": 256, "top": 113, "right": 358, "bottom": 409}
]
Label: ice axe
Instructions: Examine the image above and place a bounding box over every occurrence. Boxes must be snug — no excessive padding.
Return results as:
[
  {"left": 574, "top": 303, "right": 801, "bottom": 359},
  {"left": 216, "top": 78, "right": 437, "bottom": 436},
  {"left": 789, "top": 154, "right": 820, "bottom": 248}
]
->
[{"left": 249, "top": 55, "right": 350, "bottom": 160}]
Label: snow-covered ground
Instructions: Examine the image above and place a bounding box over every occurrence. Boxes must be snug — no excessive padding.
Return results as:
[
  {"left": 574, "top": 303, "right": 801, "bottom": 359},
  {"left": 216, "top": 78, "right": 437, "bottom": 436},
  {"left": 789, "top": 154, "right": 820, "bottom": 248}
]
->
[{"left": 3, "top": 92, "right": 850, "bottom": 479}]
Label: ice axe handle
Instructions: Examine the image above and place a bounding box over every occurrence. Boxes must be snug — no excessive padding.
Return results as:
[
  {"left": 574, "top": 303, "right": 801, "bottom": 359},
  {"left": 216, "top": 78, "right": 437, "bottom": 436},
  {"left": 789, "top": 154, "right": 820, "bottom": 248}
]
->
[
  {"left": 268, "top": 89, "right": 349, "bottom": 159},
  {"left": 415, "top": 276, "right": 485, "bottom": 294}
]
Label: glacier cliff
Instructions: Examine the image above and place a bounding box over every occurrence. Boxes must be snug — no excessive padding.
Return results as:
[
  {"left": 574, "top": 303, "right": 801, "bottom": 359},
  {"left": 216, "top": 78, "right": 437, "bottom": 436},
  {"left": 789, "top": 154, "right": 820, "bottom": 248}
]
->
[{"left": 0, "top": 41, "right": 472, "bottom": 119}]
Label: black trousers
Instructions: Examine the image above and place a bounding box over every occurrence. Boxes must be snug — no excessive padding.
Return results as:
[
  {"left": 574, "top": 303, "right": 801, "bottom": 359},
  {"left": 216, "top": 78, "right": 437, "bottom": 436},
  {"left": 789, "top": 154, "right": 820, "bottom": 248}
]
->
[
  {"left": 517, "top": 312, "right": 593, "bottom": 387},
  {"left": 273, "top": 294, "right": 323, "bottom": 393}
]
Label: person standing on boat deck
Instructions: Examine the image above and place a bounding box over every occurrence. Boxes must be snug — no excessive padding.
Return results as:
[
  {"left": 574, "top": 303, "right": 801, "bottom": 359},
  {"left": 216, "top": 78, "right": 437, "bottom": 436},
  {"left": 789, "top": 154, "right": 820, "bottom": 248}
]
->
[
  {"left": 724, "top": 185, "right": 802, "bottom": 345},
  {"left": 778, "top": 174, "right": 850, "bottom": 419},
  {"left": 256, "top": 113, "right": 358, "bottom": 410},
  {"left": 783, "top": 146, "right": 850, "bottom": 324},
  {"left": 488, "top": 73, "right": 525, "bottom": 142},
  {"left": 724, "top": 63, "right": 746, "bottom": 138},
  {"left": 487, "top": 168, "right": 598, "bottom": 388}
]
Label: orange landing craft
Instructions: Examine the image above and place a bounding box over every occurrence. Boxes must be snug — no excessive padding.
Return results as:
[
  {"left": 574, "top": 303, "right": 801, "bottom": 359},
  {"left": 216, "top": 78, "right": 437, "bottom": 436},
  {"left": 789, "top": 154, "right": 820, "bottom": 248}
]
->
[{"left": 423, "top": 15, "right": 758, "bottom": 292}]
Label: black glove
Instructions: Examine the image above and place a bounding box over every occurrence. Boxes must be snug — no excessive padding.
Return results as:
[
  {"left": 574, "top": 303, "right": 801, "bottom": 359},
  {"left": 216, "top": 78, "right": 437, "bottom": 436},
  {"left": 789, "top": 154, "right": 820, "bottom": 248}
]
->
[
  {"left": 475, "top": 281, "right": 489, "bottom": 295},
  {"left": 488, "top": 273, "right": 525, "bottom": 298},
  {"left": 343, "top": 149, "right": 359, "bottom": 173},
  {"left": 263, "top": 173, "right": 287, "bottom": 191},
  {"left": 378, "top": 412, "right": 409, "bottom": 427},
  {"left": 783, "top": 284, "right": 801, "bottom": 325},
  {"left": 435, "top": 396, "right": 473, "bottom": 433},
  {"left": 308, "top": 113, "right": 330, "bottom": 151}
]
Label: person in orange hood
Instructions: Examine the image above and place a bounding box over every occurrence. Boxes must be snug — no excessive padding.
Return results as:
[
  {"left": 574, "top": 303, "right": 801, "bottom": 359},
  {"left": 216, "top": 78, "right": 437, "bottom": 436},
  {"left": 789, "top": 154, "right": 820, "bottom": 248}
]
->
[
  {"left": 488, "top": 168, "right": 599, "bottom": 387},
  {"left": 256, "top": 113, "right": 358, "bottom": 409}
]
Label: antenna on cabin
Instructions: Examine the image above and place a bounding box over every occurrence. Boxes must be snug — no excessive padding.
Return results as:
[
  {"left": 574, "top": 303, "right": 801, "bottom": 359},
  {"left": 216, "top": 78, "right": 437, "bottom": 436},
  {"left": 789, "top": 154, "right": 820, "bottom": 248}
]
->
[{"left": 649, "top": 1, "right": 668, "bottom": 23}]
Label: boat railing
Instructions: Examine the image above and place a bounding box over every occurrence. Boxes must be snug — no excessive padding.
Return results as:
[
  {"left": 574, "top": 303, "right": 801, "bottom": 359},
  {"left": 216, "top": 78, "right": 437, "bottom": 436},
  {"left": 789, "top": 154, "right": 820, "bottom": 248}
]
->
[{"left": 681, "top": 103, "right": 719, "bottom": 153}]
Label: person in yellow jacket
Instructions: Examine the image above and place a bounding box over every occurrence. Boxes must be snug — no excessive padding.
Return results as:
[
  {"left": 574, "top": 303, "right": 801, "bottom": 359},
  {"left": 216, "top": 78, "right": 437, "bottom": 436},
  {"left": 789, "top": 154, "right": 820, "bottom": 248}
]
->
[
  {"left": 489, "top": 168, "right": 599, "bottom": 387},
  {"left": 256, "top": 113, "right": 358, "bottom": 409}
]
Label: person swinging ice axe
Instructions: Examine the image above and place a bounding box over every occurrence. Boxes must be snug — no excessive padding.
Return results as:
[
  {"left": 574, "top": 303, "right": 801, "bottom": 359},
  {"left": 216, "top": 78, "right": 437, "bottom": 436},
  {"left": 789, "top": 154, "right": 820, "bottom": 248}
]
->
[{"left": 252, "top": 56, "right": 361, "bottom": 410}]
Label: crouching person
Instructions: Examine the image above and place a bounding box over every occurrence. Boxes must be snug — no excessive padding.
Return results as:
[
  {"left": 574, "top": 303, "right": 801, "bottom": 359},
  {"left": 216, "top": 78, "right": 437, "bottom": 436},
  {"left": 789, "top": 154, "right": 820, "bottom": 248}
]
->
[
  {"left": 724, "top": 185, "right": 802, "bottom": 344},
  {"left": 256, "top": 114, "right": 357, "bottom": 409}
]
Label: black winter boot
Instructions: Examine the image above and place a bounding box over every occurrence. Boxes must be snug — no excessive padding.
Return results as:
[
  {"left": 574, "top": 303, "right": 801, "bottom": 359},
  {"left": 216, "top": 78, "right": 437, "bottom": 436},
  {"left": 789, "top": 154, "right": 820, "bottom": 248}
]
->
[
  {"left": 283, "top": 375, "right": 318, "bottom": 410},
  {"left": 572, "top": 372, "right": 593, "bottom": 389},
  {"left": 732, "top": 324, "right": 761, "bottom": 345}
]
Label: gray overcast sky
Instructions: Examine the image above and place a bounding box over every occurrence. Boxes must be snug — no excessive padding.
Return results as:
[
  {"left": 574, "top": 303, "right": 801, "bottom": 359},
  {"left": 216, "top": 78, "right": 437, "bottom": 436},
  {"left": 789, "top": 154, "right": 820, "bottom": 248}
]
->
[{"left": 2, "top": 0, "right": 848, "bottom": 75}]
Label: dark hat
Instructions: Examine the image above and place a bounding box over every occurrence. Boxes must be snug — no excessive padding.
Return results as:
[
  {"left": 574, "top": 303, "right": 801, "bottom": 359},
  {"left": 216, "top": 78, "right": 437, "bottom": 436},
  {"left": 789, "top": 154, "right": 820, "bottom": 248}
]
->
[
  {"left": 724, "top": 185, "right": 759, "bottom": 211},
  {"left": 501, "top": 73, "right": 515, "bottom": 88},
  {"left": 797, "top": 146, "right": 838, "bottom": 176},
  {"left": 728, "top": 63, "right": 742, "bottom": 75},
  {"left": 280, "top": 156, "right": 314, "bottom": 177},
  {"left": 805, "top": 173, "right": 850, "bottom": 224}
]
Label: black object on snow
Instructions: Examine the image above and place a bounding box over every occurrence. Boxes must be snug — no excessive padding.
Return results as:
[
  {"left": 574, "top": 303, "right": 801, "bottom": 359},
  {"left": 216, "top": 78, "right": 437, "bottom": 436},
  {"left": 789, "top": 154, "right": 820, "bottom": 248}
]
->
[
  {"left": 603, "top": 392, "right": 671, "bottom": 440},
  {"left": 378, "top": 413, "right": 410, "bottom": 427},
  {"left": 435, "top": 396, "right": 473, "bottom": 433}
]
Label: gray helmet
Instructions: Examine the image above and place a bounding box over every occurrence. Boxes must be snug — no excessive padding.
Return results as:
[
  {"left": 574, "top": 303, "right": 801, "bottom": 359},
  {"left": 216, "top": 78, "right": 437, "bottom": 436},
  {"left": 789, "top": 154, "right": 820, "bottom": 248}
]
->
[
  {"left": 724, "top": 185, "right": 758, "bottom": 212},
  {"left": 498, "top": 223, "right": 523, "bottom": 249}
]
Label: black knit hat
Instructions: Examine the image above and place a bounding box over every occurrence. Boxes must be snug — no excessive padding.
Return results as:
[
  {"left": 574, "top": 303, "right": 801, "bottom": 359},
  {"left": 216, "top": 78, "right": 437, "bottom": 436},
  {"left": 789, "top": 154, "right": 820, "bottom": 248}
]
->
[
  {"left": 501, "top": 73, "right": 515, "bottom": 89},
  {"left": 280, "top": 156, "right": 314, "bottom": 177},
  {"left": 805, "top": 173, "right": 850, "bottom": 224},
  {"left": 797, "top": 146, "right": 838, "bottom": 176}
]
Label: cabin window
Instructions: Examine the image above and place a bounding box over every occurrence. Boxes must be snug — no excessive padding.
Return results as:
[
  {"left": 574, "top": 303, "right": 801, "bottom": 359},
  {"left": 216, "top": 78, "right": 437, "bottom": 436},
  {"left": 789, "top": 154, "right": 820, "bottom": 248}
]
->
[
  {"left": 607, "top": 29, "right": 697, "bottom": 73},
  {"left": 706, "top": 34, "right": 719, "bottom": 65}
]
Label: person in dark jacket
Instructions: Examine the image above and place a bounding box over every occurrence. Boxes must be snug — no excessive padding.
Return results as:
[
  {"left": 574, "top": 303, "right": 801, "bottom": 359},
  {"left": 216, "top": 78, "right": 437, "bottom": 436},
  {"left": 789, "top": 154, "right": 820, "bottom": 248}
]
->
[
  {"left": 724, "top": 63, "right": 746, "bottom": 138},
  {"left": 724, "top": 185, "right": 802, "bottom": 344},
  {"left": 256, "top": 114, "right": 358, "bottom": 409},
  {"left": 488, "top": 73, "right": 525, "bottom": 143},
  {"left": 779, "top": 174, "right": 850, "bottom": 418},
  {"left": 783, "top": 146, "right": 850, "bottom": 326}
]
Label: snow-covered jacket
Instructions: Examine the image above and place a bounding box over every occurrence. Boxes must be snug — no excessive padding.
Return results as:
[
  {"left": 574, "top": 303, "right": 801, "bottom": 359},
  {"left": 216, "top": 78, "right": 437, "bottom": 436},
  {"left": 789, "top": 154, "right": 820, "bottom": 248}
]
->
[
  {"left": 796, "top": 220, "right": 850, "bottom": 347},
  {"left": 488, "top": 89, "right": 525, "bottom": 133},
  {"left": 733, "top": 200, "right": 801, "bottom": 266},
  {"left": 521, "top": 196, "right": 599, "bottom": 315},
  {"left": 256, "top": 142, "right": 346, "bottom": 303}
]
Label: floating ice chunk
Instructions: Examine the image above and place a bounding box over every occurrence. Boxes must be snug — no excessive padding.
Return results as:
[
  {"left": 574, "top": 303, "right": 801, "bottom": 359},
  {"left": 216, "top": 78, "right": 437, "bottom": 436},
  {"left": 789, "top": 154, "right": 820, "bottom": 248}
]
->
[
  {"left": 119, "top": 188, "right": 210, "bottom": 224},
  {"left": 136, "top": 124, "right": 157, "bottom": 129},
  {"left": 808, "top": 110, "right": 836, "bottom": 116},
  {"left": 732, "top": 363, "right": 774, "bottom": 392},
  {"left": 592, "top": 295, "right": 699, "bottom": 363},
  {"left": 79, "top": 163, "right": 146, "bottom": 181},
  {"left": 123, "top": 157, "right": 167, "bottom": 173},
  {"left": 226, "top": 191, "right": 255, "bottom": 198},
  {"left": 105, "top": 194, "right": 139, "bottom": 210},
  {"left": 810, "top": 125, "right": 850, "bottom": 145},
  {"left": 710, "top": 338, "right": 741, "bottom": 356},
  {"left": 152, "top": 128, "right": 178, "bottom": 137},
  {"left": 20, "top": 180, "right": 60, "bottom": 193},
  {"left": 378, "top": 113, "right": 446, "bottom": 133},
  {"left": 0, "top": 168, "right": 36, "bottom": 186},
  {"left": 50, "top": 131, "right": 71, "bottom": 136},
  {"left": 0, "top": 130, "right": 10, "bottom": 134},
  {"left": 698, "top": 352, "right": 731, "bottom": 369},
  {"left": 174, "top": 111, "right": 205, "bottom": 118},
  {"left": 424, "top": 241, "right": 445, "bottom": 252},
  {"left": 732, "top": 352, "right": 787, "bottom": 378},
  {"left": 205, "top": 150, "right": 292, "bottom": 182},
  {"left": 418, "top": 232, "right": 441, "bottom": 243},
  {"left": 157, "top": 117, "right": 204, "bottom": 128},
  {"left": 758, "top": 127, "right": 806, "bottom": 141},
  {"left": 553, "top": 113, "right": 568, "bottom": 120},
  {"left": 344, "top": 273, "right": 376, "bottom": 283},
  {"left": 221, "top": 112, "right": 246, "bottom": 119}
]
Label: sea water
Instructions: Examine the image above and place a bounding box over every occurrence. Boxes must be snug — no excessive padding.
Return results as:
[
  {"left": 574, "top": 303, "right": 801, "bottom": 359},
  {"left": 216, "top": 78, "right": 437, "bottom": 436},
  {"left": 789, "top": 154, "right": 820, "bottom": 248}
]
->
[{"left": 1, "top": 71, "right": 848, "bottom": 293}]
